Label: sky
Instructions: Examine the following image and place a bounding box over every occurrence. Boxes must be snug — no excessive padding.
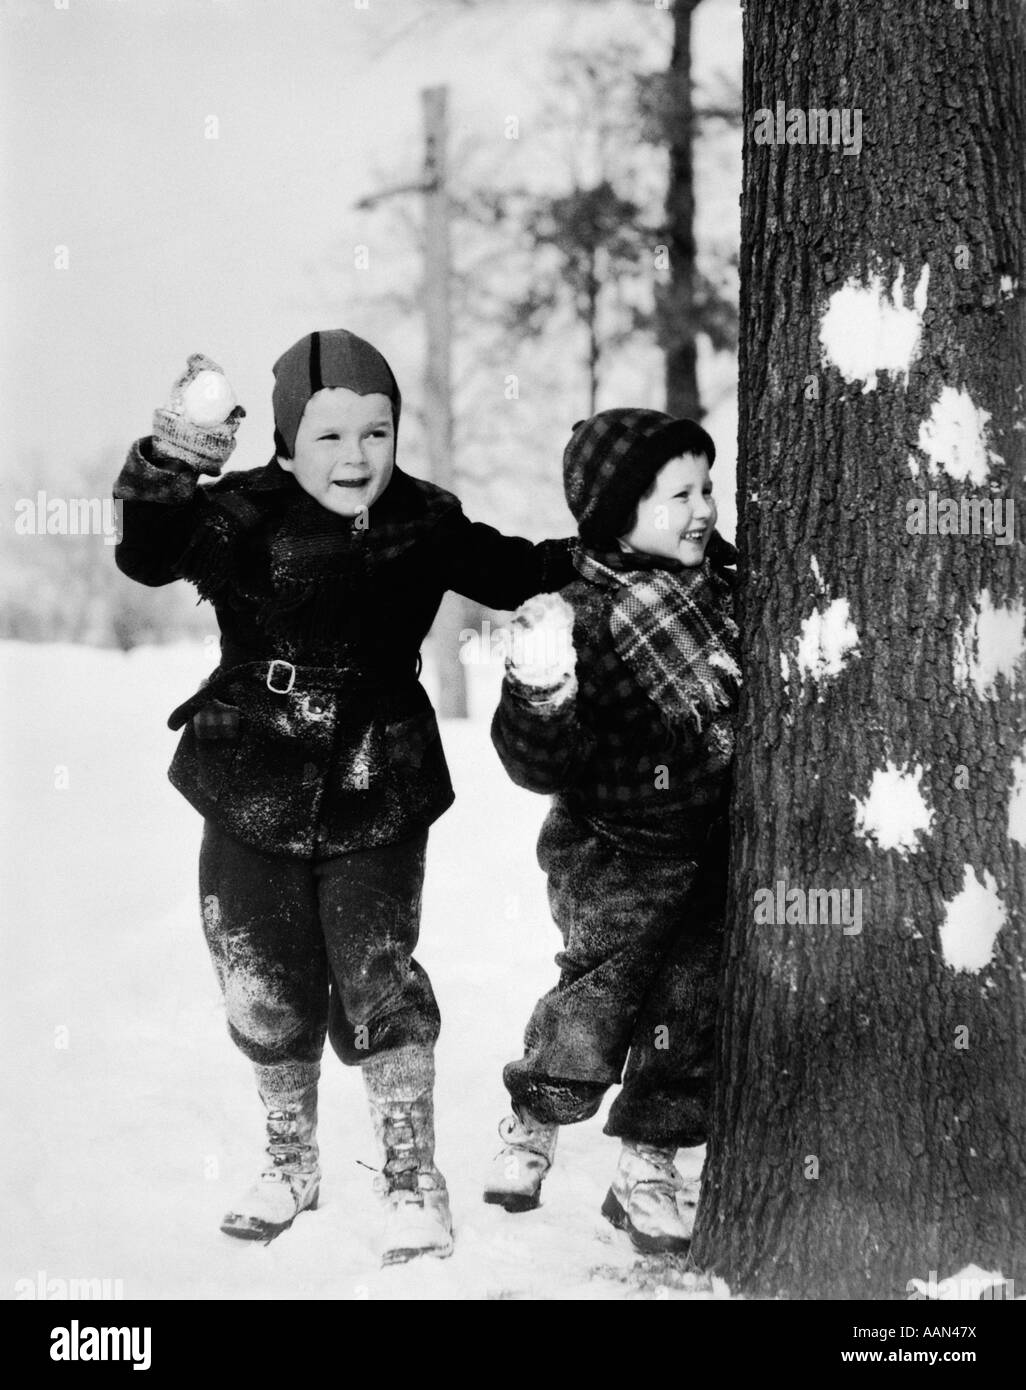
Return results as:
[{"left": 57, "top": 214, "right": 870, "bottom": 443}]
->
[{"left": 1, "top": 0, "right": 741, "bottom": 529}]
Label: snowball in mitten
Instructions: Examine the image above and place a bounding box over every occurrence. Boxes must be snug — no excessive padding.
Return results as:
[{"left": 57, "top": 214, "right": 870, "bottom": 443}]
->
[
  {"left": 506, "top": 592, "right": 578, "bottom": 703},
  {"left": 152, "top": 353, "right": 245, "bottom": 474}
]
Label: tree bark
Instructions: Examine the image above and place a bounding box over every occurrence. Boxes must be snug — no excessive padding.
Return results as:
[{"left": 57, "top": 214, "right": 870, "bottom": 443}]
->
[
  {"left": 662, "top": 0, "right": 702, "bottom": 419},
  {"left": 691, "top": 0, "right": 1026, "bottom": 1299}
]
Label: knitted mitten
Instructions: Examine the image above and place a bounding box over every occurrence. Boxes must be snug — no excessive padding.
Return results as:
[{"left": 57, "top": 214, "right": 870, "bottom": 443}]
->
[
  {"left": 152, "top": 353, "right": 245, "bottom": 474},
  {"left": 506, "top": 592, "right": 577, "bottom": 705}
]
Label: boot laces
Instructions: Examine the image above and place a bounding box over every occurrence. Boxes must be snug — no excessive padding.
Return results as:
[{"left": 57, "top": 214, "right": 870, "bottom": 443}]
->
[
  {"left": 379, "top": 1112, "right": 423, "bottom": 1200},
  {"left": 630, "top": 1143, "right": 684, "bottom": 1191},
  {"left": 496, "top": 1110, "right": 553, "bottom": 1159},
  {"left": 497, "top": 1114, "right": 521, "bottom": 1144},
  {"left": 261, "top": 1106, "right": 315, "bottom": 1184}
]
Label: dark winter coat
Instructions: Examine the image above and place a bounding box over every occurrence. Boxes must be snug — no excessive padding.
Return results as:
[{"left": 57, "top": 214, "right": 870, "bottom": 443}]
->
[
  {"left": 114, "top": 438, "right": 574, "bottom": 858},
  {"left": 490, "top": 545, "right": 738, "bottom": 858}
]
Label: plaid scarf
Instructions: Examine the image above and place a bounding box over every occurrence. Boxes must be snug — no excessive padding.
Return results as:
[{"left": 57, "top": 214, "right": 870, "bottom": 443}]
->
[{"left": 575, "top": 545, "right": 741, "bottom": 758}]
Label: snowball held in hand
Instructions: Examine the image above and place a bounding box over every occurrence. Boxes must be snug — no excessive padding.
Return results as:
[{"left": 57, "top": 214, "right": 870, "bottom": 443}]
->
[
  {"left": 508, "top": 592, "right": 577, "bottom": 688},
  {"left": 181, "top": 370, "right": 237, "bottom": 427}
]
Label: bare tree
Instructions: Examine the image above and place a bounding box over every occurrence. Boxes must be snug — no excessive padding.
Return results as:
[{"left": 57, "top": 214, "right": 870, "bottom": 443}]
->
[{"left": 502, "top": 179, "right": 654, "bottom": 417}]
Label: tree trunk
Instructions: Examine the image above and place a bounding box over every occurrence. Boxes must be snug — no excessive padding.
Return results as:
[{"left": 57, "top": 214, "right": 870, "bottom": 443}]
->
[
  {"left": 586, "top": 253, "right": 600, "bottom": 416},
  {"left": 691, "top": 0, "right": 1026, "bottom": 1300},
  {"left": 662, "top": 0, "right": 702, "bottom": 419}
]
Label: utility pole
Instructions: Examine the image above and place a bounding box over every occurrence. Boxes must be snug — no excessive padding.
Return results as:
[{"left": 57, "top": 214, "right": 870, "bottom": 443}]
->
[
  {"left": 355, "top": 84, "right": 469, "bottom": 719},
  {"left": 422, "top": 86, "right": 453, "bottom": 496},
  {"left": 421, "top": 85, "right": 469, "bottom": 719}
]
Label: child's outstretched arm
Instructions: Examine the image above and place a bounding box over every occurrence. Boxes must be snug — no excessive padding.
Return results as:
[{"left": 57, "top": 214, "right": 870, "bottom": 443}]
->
[
  {"left": 113, "top": 355, "right": 245, "bottom": 587},
  {"left": 432, "top": 505, "right": 576, "bottom": 611},
  {"left": 490, "top": 593, "right": 589, "bottom": 794}
]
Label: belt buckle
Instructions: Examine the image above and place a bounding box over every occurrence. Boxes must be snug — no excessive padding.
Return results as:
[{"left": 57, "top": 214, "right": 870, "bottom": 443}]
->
[{"left": 266, "top": 659, "right": 296, "bottom": 695}]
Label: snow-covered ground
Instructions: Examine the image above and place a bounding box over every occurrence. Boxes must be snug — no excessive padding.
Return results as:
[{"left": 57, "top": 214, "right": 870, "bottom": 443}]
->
[{"left": 1, "top": 639, "right": 718, "bottom": 1301}]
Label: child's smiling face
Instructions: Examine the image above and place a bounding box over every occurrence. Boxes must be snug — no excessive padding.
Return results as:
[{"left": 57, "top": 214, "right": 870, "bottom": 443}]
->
[
  {"left": 279, "top": 388, "right": 395, "bottom": 517},
  {"left": 619, "top": 451, "right": 716, "bottom": 566}
]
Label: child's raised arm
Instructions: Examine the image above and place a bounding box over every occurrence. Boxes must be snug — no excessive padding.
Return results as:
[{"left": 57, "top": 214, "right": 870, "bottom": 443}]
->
[{"left": 113, "top": 355, "right": 245, "bottom": 587}]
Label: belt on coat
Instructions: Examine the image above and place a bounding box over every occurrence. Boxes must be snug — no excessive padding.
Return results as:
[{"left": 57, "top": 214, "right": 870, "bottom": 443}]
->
[{"left": 167, "top": 654, "right": 423, "bottom": 731}]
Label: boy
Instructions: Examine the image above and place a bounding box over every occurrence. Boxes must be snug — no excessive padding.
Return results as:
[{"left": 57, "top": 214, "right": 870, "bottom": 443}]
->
[
  {"left": 484, "top": 408, "right": 740, "bottom": 1253},
  {"left": 114, "top": 331, "right": 574, "bottom": 1264}
]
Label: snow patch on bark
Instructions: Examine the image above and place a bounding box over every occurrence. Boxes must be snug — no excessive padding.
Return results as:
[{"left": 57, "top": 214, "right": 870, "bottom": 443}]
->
[
  {"left": 939, "top": 867, "right": 1006, "bottom": 973},
  {"left": 907, "top": 1263, "right": 1009, "bottom": 1300},
  {"left": 912, "top": 386, "right": 1003, "bottom": 484},
  {"left": 795, "top": 597, "right": 860, "bottom": 685},
  {"left": 953, "top": 590, "right": 1026, "bottom": 696},
  {"left": 818, "top": 264, "right": 929, "bottom": 392},
  {"left": 853, "top": 763, "right": 933, "bottom": 854},
  {"left": 1008, "top": 754, "right": 1026, "bottom": 846}
]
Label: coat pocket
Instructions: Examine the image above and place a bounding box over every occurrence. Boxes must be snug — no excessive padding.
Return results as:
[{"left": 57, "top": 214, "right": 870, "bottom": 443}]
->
[
  {"left": 190, "top": 703, "right": 243, "bottom": 803},
  {"left": 193, "top": 699, "right": 241, "bottom": 742}
]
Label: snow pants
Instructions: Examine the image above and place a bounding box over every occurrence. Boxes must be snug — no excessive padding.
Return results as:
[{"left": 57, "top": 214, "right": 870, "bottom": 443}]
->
[
  {"left": 198, "top": 820, "right": 439, "bottom": 1094},
  {"left": 503, "top": 802, "right": 728, "bottom": 1148}
]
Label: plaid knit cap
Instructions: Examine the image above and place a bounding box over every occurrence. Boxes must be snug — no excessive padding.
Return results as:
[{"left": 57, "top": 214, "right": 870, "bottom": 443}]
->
[
  {"left": 272, "top": 329, "right": 402, "bottom": 458},
  {"left": 563, "top": 408, "right": 716, "bottom": 547}
]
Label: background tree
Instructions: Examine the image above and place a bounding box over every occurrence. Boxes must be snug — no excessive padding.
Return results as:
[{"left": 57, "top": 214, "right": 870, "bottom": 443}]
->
[
  {"left": 502, "top": 179, "right": 653, "bottom": 417},
  {"left": 490, "top": 43, "right": 666, "bottom": 419},
  {"left": 501, "top": 26, "right": 741, "bottom": 421},
  {"left": 659, "top": 0, "right": 702, "bottom": 417},
  {"left": 644, "top": 0, "right": 742, "bottom": 418},
  {"left": 692, "top": 0, "right": 1026, "bottom": 1299}
]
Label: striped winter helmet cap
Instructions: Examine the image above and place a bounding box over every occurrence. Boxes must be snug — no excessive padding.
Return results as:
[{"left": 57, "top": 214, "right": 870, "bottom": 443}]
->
[{"left": 272, "top": 329, "right": 402, "bottom": 458}]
